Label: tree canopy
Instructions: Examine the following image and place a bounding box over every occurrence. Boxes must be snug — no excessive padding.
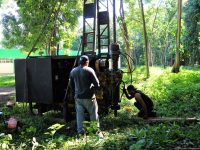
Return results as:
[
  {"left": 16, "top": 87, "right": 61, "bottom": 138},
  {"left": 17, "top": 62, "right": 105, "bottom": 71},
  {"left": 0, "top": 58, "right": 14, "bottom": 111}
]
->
[
  {"left": 1, "top": 0, "right": 82, "bottom": 54},
  {"left": 182, "top": 0, "right": 200, "bottom": 65},
  {"left": 0, "top": 0, "right": 199, "bottom": 65}
]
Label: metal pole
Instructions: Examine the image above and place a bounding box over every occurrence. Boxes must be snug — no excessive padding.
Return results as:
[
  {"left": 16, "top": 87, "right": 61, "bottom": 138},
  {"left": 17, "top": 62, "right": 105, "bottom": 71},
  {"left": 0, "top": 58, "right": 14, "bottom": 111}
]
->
[{"left": 113, "top": 0, "right": 116, "bottom": 43}]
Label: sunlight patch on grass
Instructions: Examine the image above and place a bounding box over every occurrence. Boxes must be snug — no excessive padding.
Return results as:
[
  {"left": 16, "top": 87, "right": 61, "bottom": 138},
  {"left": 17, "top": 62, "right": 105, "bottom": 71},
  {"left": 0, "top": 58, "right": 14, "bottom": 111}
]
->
[
  {"left": 149, "top": 67, "right": 166, "bottom": 76},
  {"left": 1, "top": 67, "right": 200, "bottom": 149},
  {"left": 0, "top": 75, "right": 15, "bottom": 87}
]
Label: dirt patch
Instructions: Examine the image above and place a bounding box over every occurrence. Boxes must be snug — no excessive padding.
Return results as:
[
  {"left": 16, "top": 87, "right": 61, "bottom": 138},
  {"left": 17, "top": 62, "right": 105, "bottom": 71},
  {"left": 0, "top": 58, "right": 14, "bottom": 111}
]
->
[{"left": 0, "top": 87, "right": 15, "bottom": 104}]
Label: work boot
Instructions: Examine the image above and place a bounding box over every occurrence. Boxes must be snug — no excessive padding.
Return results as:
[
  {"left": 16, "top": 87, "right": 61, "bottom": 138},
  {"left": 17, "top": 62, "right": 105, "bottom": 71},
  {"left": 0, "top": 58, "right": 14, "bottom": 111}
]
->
[
  {"left": 77, "top": 130, "right": 86, "bottom": 139},
  {"left": 96, "top": 130, "right": 104, "bottom": 138},
  {"left": 148, "top": 111, "right": 157, "bottom": 117},
  {"left": 137, "top": 111, "right": 144, "bottom": 118}
]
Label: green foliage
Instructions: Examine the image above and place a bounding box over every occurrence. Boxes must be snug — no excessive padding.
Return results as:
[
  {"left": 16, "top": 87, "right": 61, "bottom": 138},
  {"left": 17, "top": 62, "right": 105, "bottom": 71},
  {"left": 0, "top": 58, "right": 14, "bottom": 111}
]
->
[
  {"left": 0, "top": 133, "right": 13, "bottom": 149},
  {"left": 0, "top": 75, "right": 15, "bottom": 87},
  {"left": 123, "top": 66, "right": 200, "bottom": 117},
  {"left": 182, "top": 0, "right": 200, "bottom": 65},
  {"left": 83, "top": 121, "right": 98, "bottom": 135},
  {"left": 45, "top": 123, "right": 65, "bottom": 138},
  {"left": 1, "top": 0, "right": 82, "bottom": 52},
  {"left": 0, "top": 67, "right": 200, "bottom": 149},
  {"left": 140, "top": 67, "right": 200, "bottom": 117},
  {"left": 120, "top": 0, "right": 199, "bottom": 66},
  {"left": 121, "top": 0, "right": 177, "bottom": 66}
]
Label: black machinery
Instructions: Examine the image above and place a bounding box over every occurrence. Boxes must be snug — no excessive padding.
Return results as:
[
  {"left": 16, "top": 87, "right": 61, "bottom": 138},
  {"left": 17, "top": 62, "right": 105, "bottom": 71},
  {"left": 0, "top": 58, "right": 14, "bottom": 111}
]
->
[{"left": 15, "top": 0, "right": 124, "bottom": 121}]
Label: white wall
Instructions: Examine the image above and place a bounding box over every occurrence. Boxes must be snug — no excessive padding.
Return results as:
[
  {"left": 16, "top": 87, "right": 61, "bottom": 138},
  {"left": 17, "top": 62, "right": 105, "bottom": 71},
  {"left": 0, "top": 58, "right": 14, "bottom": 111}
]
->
[{"left": 0, "top": 63, "right": 14, "bottom": 74}]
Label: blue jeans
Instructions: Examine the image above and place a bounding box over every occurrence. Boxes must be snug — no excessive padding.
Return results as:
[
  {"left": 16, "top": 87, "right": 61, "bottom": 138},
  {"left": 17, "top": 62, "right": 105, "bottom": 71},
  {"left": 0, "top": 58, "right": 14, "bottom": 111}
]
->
[{"left": 75, "top": 98, "right": 100, "bottom": 134}]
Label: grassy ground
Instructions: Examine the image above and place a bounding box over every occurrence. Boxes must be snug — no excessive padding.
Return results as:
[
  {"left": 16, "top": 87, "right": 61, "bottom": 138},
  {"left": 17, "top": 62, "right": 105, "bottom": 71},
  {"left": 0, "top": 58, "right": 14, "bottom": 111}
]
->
[
  {"left": 0, "top": 75, "right": 15, "bottom": 87},
  {"left": 0, "top": 66, "right": 200, "bottom": 149}
]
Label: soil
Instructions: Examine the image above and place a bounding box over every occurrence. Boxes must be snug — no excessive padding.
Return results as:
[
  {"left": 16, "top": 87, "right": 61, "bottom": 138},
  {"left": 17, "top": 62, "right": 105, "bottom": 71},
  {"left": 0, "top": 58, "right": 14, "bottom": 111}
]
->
[{"left": 0, "top": 87, "right": 15, "bottom": 104}]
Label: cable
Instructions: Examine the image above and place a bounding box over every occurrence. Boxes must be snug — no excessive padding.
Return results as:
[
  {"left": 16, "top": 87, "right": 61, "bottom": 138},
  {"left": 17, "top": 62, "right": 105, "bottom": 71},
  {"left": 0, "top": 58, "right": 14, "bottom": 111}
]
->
[
  {"left": 120, "top": 80, "right": 125, "bottom": 100},
  {"left": 120, "top": 52, "right": 136, "bottom": 83},
  {"left": 120, "top": 53, "right": 133, "bottom": 73}
]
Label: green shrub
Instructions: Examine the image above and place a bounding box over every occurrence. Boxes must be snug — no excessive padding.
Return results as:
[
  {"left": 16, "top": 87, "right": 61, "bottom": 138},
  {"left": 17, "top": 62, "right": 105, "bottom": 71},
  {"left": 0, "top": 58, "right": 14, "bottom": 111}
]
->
[{"left": 0, "top": 66, "right": 200, "bottom": 149}]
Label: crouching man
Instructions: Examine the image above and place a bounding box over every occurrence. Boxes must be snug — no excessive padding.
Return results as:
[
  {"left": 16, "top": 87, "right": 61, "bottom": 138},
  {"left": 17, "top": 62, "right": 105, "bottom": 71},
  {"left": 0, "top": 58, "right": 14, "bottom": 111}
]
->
[{"left": 123, "top": 85, "right": 156, "bottom": 119}]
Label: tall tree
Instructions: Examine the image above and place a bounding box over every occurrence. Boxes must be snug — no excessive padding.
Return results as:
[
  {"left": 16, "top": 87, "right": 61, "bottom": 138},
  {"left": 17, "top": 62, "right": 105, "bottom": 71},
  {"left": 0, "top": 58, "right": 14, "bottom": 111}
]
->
[
  {"left": 123, "top": 0, "right": 178, "bottom": 67},
  {"left": 148, "top": 0, "right": 177, "bottom": 66},
  {"left": 182, "top": 0, "right": 200, "bottom": 65},
  {"left": 119, "top": 0, "right": 132, "bottom": 72},
  {"left": 139, "top": 0, "right": 150, "bottom": 78},
  {"left": 172, "top": 0, "right": 182, "bottom": 73},
  {"left": 1, "top": 0, "right": 82, "bottom": 54}
]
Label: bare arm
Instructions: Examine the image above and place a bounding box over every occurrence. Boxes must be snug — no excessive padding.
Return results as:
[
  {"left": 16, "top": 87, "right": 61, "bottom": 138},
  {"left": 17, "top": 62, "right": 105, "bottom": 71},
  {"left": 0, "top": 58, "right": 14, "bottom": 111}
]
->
[
  {"left": 90, "top": 69, "right": 100, "bottom": 89},
  {"left": 123, "top": 88, "right": 134, "bottom": 99}
]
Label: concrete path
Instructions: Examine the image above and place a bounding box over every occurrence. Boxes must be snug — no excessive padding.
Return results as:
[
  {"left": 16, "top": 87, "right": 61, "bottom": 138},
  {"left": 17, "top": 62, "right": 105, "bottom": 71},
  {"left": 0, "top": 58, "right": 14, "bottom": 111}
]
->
[{"left": 0, "top": 87, "right": 15, "bottom": 104}]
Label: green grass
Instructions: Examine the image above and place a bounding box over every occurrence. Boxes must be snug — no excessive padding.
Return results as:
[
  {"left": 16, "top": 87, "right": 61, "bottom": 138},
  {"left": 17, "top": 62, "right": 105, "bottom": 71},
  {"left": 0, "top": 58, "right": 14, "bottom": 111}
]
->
[
  {"left": 0, "top": 66, "right": 200, "bottom": 149},
  {"left": 0, "top": 75, "right": 15, "bottom": 87}
]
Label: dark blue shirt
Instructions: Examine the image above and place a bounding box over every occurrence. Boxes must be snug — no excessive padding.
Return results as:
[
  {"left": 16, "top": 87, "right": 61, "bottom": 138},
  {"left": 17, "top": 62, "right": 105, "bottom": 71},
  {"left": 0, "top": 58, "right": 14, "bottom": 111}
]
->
[{"left": 70, "top": 65, "right": 100, "bottom": 99}]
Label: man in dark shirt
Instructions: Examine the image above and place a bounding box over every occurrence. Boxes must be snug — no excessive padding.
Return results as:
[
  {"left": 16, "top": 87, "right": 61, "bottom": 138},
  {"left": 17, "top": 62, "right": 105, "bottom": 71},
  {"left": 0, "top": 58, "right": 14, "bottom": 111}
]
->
[
  {"left": 70, "top": 55, "right": 100, "bottom": 134},
  {"left": 123, "top": 85, "right": 156, "bottom": 119}
]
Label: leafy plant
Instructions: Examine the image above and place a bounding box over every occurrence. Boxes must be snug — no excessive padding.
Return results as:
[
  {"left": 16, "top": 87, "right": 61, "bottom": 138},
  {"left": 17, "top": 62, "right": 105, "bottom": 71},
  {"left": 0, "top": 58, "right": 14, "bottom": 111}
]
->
[
  {"left": 83, "top": 121, "right": 99, "bottom": 136},
  {"left": 0, "top": 133, "right": 12, "bottom": 149},
  {"left": 0, "top": 67, "right": 200, "bottom": 149},
  {"left": 45, "top": 123, "right": 65, "bottom": 138}
]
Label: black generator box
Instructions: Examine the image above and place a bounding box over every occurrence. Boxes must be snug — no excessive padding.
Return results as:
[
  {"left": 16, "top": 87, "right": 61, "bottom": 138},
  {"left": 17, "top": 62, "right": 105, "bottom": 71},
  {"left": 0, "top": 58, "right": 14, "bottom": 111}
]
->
[{"left": 14, "top": 56, "right": 77, "bottom": 104}]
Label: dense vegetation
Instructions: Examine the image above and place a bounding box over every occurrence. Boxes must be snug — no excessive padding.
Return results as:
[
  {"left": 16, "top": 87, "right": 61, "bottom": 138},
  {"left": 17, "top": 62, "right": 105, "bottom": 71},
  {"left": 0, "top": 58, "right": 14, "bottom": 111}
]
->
[
  {"left": 0, "top": 67, "right": 200, "bottom": 149},
  {"left": 0, "top": 0, "right": 199, "bottom": 66},
  {"left": 0, "top": 0, "right": 82, "bottom": 53},
  {"left": 0, "top": 0, "right": 199, "bottom": 149}
]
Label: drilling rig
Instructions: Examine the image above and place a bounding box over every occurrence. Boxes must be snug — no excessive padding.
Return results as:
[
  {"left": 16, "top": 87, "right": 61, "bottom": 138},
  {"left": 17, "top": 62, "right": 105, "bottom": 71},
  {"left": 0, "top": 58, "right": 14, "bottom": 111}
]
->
[{"left": 14, "top": 0, "right": 123, "bottom": 121}]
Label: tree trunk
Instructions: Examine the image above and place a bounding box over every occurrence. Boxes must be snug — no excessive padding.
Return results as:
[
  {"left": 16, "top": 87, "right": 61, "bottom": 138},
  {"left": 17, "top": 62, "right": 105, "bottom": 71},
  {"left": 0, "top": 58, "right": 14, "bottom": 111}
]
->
[
  {"left": 148, "top": 42, "right": 153, "bottom": 66},
  {"left": 172, "top": 0, "right": 182, "bottom": 73},
  {"left": 133, "top": 48, "right": 138, "bottom": 65},
  {"left": 160, "top": 52, "right": 163, "bottom": 66},
  {"left": 164, "top": 35, "right": 169, "bottom": 68},
  {"left": 139, "top": 0, "right": 150, "bottom": 78},
  {"left": 120, "top": 0, "right": 132, "bottom": 72},
  {"left": 170, "top": 49, "right": 173, "bottom": 66},
  {"left": 164, "top": 48, "right": 166, "bottom": 68},
  {"left": 198, "top": 50, "right": 200, "bottom": 65}
]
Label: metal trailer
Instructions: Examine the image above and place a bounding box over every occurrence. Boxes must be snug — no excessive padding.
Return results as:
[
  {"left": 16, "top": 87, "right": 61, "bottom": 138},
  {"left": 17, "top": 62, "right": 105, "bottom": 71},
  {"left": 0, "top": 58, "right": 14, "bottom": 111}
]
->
[{"left": 14, "top": 0, "right": 124, "bottom": 121}]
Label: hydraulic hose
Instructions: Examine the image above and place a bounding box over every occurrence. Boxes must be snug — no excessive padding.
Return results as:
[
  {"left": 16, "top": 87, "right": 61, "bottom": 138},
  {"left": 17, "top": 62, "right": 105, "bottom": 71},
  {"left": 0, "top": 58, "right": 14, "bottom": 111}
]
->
[{"left": 120, "top": 52, "right": 136, "bottom": 83}]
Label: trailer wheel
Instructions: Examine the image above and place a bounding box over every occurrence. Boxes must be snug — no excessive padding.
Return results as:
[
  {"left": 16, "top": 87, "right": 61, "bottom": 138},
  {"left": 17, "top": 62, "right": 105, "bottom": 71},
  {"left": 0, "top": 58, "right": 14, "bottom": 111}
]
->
[
  {"left": 37, "top": 104, "right": 46, "bottom": 116},
  {"left": 29, "top": 102, "right": 34, "bottom": 115},
  {"left": 29, "top": 102, "right": 45, "bottom": 116},
  {"left": 114, "top": 109, "right": 118, "bottom": 117},
  {"left": 63, "top": 102, "right": 73, "bottom": 122}
]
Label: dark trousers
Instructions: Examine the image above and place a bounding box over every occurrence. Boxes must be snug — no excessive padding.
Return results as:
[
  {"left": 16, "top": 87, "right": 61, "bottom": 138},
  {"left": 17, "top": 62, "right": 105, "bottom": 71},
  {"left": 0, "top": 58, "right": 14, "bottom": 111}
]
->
[{"left": 134, "top": 102, "right": 156, "bottom": 117}]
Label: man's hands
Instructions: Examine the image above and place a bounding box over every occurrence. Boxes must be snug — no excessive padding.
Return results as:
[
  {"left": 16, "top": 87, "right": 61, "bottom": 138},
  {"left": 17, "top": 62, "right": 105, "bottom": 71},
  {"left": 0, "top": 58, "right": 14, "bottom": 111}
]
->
[
  {"left": 123, "top": 87, "right": 126, "bottom": 93},
  {"left": 123, "top": 84, "right": 127, "bottom": 93}
]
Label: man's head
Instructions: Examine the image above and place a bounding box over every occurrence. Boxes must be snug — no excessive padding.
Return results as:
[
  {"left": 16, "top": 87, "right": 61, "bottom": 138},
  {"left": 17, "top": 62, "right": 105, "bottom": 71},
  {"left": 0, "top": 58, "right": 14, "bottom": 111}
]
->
[
  {"left": 127, "top": 85, "right": 137, "bottom": 94},
  {"left": 79, "top": 55, "right": 89, "bottom": 66}
]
